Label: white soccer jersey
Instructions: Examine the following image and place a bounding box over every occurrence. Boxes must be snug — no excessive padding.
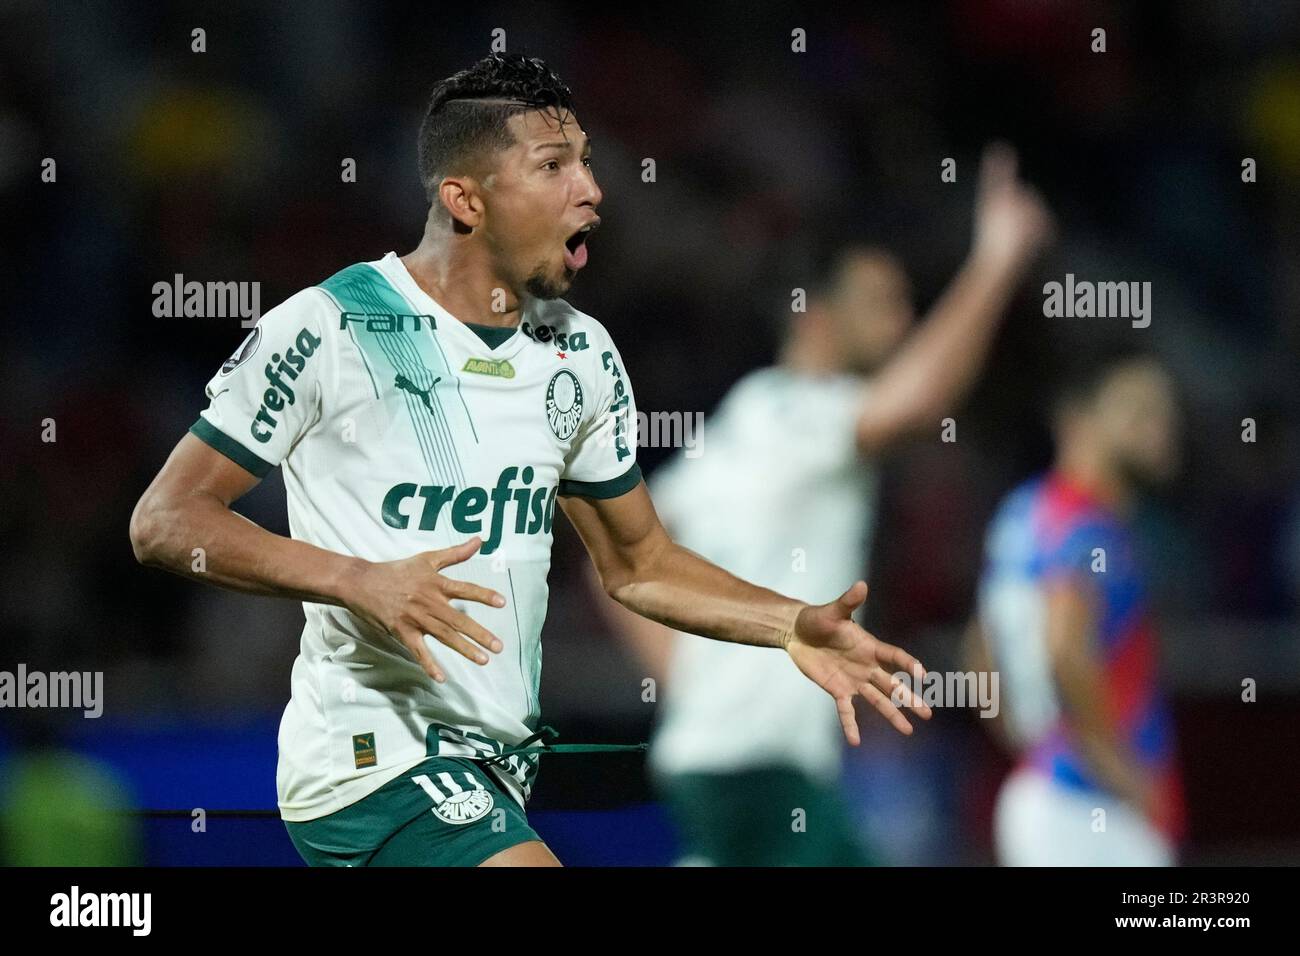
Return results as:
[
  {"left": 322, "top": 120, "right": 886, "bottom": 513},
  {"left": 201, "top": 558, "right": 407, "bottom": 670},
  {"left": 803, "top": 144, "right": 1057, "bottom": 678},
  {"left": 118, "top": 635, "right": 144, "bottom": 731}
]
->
[
  {"left": 646, "top": 367, "right": 878, "bottom": 783},
  {"left": 192, "top": 252, "right": 639, "bottom": 821}
]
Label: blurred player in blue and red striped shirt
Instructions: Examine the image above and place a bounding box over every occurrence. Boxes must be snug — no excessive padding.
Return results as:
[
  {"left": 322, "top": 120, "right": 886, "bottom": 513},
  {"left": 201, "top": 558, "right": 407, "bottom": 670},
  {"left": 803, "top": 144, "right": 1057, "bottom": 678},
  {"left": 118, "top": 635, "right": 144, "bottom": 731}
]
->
[{"left": 970, "top": 349, "right": 1186, "bottom": 865}]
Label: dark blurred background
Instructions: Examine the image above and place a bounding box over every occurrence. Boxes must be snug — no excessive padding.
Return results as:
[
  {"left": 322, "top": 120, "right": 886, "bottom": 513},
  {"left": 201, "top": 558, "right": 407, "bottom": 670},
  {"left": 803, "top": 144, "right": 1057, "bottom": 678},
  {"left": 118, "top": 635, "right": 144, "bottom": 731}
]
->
[{"left": 2, "top": 0, "right": 1298, "bottom": 864}]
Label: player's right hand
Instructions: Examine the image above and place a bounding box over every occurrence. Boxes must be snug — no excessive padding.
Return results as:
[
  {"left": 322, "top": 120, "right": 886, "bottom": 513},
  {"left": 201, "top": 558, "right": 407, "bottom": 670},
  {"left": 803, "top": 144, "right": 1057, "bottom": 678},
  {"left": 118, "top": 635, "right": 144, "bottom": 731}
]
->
[
  {"left": 783, "top": 581, "right": 932, "bottom": 743},
  {"left": 340, "top": 536, "right": 505, "bottom": 683},
  {"left": 970, "top": 141, "right": 1055, "bottom": 275}
]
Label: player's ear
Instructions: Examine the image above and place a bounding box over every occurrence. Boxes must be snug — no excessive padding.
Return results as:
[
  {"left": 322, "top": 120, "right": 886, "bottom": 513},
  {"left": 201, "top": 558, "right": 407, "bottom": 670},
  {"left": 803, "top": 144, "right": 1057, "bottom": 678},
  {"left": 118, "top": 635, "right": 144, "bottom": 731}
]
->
[{"left": 437, "top": 176, "right": 485, "bottom": 231}]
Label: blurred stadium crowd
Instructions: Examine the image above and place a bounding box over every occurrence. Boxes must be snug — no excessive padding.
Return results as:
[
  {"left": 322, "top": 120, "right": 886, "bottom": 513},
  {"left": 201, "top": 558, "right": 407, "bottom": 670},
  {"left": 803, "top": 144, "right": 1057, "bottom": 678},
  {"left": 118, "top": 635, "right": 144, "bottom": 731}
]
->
[{"left": 1, "top": 1, "right": 1298, "bottom": 863}]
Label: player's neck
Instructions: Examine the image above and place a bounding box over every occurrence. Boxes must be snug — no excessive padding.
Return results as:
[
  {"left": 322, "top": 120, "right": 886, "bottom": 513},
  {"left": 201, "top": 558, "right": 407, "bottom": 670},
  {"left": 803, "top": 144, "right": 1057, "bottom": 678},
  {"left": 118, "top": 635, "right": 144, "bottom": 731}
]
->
[
  {"left": 1054, "top": 444, "right": 1131, "bottom": 513},
  {"left": 401, "top": 230, "right": 525, "bottom": 329},
  {"left": 779, "top": 334, "right": 840, "bottom": 375}
]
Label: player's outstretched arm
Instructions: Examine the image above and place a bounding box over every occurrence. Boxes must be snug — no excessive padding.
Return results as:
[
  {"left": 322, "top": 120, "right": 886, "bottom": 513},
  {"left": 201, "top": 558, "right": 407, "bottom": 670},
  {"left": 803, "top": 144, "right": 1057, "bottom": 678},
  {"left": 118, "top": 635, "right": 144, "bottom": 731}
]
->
[
  {"left": 854, "top": 143, "right": 1055, "bottom": 455},
  {"left": 561, "top": 482, "right": 932, "bottom": 741},
  {"left": 129, "top": 433, "right": 504, "bottom": 683}
]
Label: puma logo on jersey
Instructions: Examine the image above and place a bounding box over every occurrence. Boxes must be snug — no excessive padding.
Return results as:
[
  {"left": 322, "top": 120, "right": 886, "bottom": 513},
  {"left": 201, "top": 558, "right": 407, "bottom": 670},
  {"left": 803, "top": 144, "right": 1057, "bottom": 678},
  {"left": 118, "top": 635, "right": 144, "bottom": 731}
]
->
[
  {"left": 352, "top": 732, "right": 376, "bottom": 768},
  {"left": 394, "top": 373, "right": 440, "bottom": 412}
]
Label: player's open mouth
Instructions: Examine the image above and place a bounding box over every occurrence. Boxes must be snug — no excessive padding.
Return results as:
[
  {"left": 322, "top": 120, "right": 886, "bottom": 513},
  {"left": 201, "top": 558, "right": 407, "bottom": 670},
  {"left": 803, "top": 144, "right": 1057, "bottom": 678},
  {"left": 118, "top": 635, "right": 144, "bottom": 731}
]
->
[{"left": 562, "top": 219, "right": 598, "bottom": 271}]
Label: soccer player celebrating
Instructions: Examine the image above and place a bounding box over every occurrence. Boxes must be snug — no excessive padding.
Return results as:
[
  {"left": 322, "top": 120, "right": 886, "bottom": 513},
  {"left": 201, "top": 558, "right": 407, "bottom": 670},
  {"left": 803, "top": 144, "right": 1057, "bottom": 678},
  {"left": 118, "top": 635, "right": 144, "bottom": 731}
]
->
[
  {"left": 128, "top": 53, "right": 931, "bottom": 867},
  {"left": 596, "top": 147, "right": 1053, "bottom": 865},
  {"left": 969, "top": 350, "right": 1187, "bottom": 865}
]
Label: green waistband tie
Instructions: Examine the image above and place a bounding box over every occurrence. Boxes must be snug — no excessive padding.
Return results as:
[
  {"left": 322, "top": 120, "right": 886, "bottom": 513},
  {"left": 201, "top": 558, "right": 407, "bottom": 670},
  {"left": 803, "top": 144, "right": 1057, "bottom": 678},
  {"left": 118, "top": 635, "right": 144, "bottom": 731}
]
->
[{"left": 481, "top": 724, "right": 648, "bottom": 767}]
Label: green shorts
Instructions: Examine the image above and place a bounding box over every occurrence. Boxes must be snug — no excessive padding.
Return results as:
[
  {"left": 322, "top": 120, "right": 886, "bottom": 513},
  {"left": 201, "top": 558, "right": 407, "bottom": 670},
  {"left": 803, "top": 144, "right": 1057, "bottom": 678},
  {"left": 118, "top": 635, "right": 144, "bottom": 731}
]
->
[
  {"left": 656, "top": 765, "right": 875, "bottom": 867},
  {"left": 285, "top": 755, "right": 541, "bottom": 867}
]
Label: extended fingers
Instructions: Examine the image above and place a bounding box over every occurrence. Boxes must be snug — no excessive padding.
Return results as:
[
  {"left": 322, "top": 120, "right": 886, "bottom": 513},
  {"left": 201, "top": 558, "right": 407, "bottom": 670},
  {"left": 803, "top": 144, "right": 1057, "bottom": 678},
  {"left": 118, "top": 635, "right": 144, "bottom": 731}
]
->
[
  {"left": 835, "top": 694, "right": 861, "bottom": 747},
  {"left": 441, "top": 605, "right": 503, "bottom": 654},
  {"left": 396, "top": 626, "right": 446, "bottom": 683},
  {"left": 834, "top": 580, "right": 869, "bottom": 619},
  {"left": 421, "top": 616, "right": 493, "bottom": 665},
  {"left": 442, "top": 577, "right": 507, "bottom": 609},
  {"left": 431, "top": 536, "right": 483, "bottom": 571},
  {"left": 858, "top": 681, "right": 913, "bottom": 735},
  {"left": 881, "top": 642, "right": 926, "bottom": 685},
  {"left": 979, "top": 141, "right": 1017, "bottom": 194},
  {"left": 869, "top": 667, "right": 933, "bottom": 720},
  {"left": 876, "top": 645, "right": 932, "bottom": 719}
]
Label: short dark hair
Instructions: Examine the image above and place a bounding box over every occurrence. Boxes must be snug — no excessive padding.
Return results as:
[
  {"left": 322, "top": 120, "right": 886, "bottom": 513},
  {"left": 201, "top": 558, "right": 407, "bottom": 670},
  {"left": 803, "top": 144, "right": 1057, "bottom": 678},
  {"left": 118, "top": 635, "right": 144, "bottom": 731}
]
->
[{"left": 418, "top": 53, "right": 577, "bottom": 205}]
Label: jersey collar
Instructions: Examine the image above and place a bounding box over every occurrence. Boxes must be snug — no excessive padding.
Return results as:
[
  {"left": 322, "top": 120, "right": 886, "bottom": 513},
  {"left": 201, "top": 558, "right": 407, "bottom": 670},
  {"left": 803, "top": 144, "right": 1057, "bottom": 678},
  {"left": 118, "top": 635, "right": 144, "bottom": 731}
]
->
[{"left": 379, "top": 251, "right": 532, "bottom": 357}]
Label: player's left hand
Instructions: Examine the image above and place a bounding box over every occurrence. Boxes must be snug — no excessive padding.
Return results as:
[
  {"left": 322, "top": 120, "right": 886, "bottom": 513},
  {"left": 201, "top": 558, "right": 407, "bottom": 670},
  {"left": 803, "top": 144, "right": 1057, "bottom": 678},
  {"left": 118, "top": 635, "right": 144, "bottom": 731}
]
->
[
  {"left": 970, "top": 141, "right": 1055, "bottom": 277},
  {"left": 783, "top": 581, "right": 932, "bottom": 744}
]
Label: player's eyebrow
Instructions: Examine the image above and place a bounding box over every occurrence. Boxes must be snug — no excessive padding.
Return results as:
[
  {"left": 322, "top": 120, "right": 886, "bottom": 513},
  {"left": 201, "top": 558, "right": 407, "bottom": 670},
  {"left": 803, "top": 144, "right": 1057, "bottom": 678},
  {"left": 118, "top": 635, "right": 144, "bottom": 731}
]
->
[{"left": 533, "top": 135, "right": 591, "bottom": 153}]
